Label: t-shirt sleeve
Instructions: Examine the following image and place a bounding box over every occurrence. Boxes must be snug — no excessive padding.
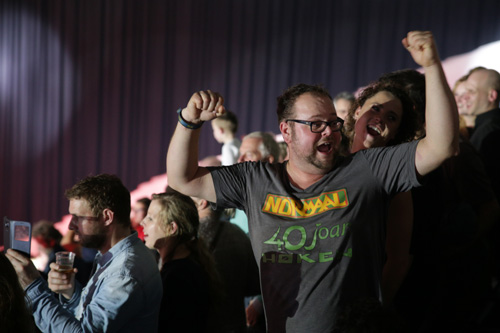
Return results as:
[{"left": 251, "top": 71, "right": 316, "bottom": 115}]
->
[
  {"left": 359, "top": 140, "right": 422, "bottom": 194},
  {"left": 208, "top": 163, "right": 252, "bottom": 210}
]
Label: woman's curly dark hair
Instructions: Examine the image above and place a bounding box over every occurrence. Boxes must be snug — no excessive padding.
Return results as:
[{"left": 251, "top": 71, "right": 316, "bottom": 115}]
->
[{"left": 343, "top": 80, "right": 421, "bottom": 149}]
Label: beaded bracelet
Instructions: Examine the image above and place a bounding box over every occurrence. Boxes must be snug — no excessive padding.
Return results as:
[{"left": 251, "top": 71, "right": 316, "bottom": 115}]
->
[{"left": 177, "top": 108, "right": 203, "bottom": 130}]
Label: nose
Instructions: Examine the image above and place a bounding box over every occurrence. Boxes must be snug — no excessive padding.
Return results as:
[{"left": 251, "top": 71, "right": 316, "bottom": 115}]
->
[{"left": 321, "top": 124, "right": 333, "bottom": 136}]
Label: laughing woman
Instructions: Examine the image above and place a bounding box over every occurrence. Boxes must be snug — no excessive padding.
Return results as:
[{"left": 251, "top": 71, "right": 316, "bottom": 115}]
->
[{"left": 344, "top": 78, "right": 421, "bottom": 308}]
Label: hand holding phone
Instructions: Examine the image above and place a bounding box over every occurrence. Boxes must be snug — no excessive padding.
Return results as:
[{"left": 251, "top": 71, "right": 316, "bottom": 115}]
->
[
  {"left": 3, "top": 217, "right": 31, "bottom": 257},
  {"left": 5, "top": 248, "right": 41, "bottom": 289}
]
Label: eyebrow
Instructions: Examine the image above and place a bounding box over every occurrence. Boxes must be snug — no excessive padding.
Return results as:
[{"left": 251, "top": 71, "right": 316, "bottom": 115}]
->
[{"left": 372, "top": 102, "right": 401, "bottom": 115}]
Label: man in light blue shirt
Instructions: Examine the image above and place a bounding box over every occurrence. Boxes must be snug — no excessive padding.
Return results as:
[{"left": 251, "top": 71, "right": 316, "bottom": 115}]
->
[{"left": 7, "top": 174, "right": 162, "bottom": 332}]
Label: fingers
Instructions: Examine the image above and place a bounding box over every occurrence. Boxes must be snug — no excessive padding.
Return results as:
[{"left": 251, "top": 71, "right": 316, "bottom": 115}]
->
[
  {"left": 214, "top": 94, "right": 225, "bottom": 116},
  {"left": 48, "top": 265, "right": 76, "bottom": 293},
  {"left": 403, "top": 31, "right": 439, "bottom": 68},
  {"left": 6, "top": 248, "right": 30, "bottom": 274},
  {"left": 405, "top": 31, "right": 434, "bottom": 51},
  {"left": 6, "top": 248, "right": 27, "bottom": 264},
  {"left": 401, "top": 37, "right": 409, "bottom": 49},
  {"left": 197, "top": 90, "right": 224, "bottom": 112},
  {"left": 6, "top": 248, "right": 42, "bottom": 288},
  {"left": 186, "top": 90, "right": 225, "bottom": 122}
]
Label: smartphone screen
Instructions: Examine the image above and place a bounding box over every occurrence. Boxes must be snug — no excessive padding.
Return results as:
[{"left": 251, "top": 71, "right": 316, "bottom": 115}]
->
[{"left": 14, "top": 225, "right": 30, "bottom": 242}]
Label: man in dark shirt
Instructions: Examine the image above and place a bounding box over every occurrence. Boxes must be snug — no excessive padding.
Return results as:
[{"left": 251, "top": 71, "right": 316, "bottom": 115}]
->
[{"left": 463, "top": 67, "right": 500, "bottom": 201}]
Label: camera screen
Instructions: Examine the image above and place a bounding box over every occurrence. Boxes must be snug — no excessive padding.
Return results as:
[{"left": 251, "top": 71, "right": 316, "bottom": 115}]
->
[{"left": 14, "top": 225, "right": 30, "bottom": 242}]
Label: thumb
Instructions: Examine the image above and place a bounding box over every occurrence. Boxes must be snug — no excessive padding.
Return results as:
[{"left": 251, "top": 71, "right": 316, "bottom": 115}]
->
[{"left": 401, "top": 37, "right": 409, "bottom": 49}]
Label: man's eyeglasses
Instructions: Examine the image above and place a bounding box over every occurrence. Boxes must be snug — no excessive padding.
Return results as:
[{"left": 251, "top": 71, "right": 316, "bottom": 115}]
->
[{"left": 286, "top": 118, "right": 344, "bottom": 133}]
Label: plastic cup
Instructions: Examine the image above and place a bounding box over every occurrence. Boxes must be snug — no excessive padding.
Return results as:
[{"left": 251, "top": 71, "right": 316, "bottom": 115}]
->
[{"left": 55, "top": 251, "right": 75, "bottom": 273}]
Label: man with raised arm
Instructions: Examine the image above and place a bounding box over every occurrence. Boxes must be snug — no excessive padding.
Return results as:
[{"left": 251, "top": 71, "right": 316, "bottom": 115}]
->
[{"left": 167, "top": 31, "right": 458, "bottom": 332}]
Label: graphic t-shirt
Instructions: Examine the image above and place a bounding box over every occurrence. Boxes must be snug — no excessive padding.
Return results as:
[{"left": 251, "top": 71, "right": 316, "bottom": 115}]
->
[{"left": 209, "top": 140, "right": 421, "bottom": 332}]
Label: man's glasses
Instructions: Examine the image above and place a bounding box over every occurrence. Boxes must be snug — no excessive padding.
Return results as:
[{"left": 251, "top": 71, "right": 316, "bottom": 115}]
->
[{"left": 286, "top": 118, "right": 344, "bottom": 133}]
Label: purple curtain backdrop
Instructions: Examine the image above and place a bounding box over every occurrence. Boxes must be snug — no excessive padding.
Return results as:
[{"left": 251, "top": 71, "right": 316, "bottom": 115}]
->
[{"left": 1, "top": 0, "right": 500, "bottom": 242}]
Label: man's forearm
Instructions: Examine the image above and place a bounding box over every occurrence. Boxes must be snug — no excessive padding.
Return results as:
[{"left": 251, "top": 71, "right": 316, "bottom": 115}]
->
[{"left": 166, "top": 120, "right": 203, "bottom": 191}]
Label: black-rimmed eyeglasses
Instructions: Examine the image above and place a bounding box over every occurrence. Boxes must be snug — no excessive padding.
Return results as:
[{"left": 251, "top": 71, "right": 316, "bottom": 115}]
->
[{"left": 286, "top": 118, "right": 344, "bottom": 133}]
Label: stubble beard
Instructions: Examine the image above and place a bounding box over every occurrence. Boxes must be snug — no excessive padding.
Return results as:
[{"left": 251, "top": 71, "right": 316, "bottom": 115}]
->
[
  {"left": 80, "top": 234, "right": 107, "bottom": 249},
  {"left": 291, "top": 129, "right": 338, "bottom": 172},
  {"left": 79, "top": 227, "right": 107, "bottom": 249}
]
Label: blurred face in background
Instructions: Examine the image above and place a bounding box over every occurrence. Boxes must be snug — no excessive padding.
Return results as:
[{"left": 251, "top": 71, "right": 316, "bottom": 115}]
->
[
  {"left": 131, "top": 201, "right": 147, "bottom": 227},
  {"left": 238, "top": 137, "right": 265, "bottom": 162},
  {"left": 334, "top": 98, "right": 353, "bottom": 120},
  {"left": 454, "top": 81, "right": 469, "bottom": 116},
  {"left": 463, "top": 70, "right": 495, "bottom": 116}
]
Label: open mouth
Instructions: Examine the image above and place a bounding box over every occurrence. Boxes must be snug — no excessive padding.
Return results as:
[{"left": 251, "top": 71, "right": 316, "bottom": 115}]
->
[
  {"left": 317, "top": 142, "right": 333, "bottom": 153},
  {"left": 367, "top": 125, "right": 381, "bottom": 137}
]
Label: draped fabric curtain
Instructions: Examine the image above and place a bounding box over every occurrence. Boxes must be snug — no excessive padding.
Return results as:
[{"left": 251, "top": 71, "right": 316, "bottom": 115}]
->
[{"left": 1, "top": 0, "right": 500, "bottom": 233}]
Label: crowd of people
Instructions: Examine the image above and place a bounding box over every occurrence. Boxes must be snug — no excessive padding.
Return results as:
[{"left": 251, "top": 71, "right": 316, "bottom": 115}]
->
[{"left": 2, "top": 30, "right": 500, "bottom": 332}]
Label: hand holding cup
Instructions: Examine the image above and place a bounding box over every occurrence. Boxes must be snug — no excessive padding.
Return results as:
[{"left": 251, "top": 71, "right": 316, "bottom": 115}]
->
[{"left": 48, "top": 251, "right": 77, "bottom": 299}]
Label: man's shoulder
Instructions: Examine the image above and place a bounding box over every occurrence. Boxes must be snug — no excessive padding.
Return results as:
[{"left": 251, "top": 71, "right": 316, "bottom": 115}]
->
[
  {"left": 339, "top": 140, "right": 419, "bottom": 167},
  {"left": 212, "top": 160, "right": 285, "bottom": 175},
  {"left": 470, "top": 109, "right": 500, "bottom": 147},
  {"left": 476, "top": 108, "right": 500, "bottom": 128},
  {"left": 108, "top": 237, "right": 159, "bottom": 278}
]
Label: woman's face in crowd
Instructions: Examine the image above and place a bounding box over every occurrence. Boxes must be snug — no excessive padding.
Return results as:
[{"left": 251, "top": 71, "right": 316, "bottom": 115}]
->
[
  {"left": 140, "top": 200, "right": 167, "bottom": 250},
  {"left": 353, "top": 91, "right": 403, "bottom": 150},
  {"left": 454, "top": 81, "right": 469, "bottom": 115}
]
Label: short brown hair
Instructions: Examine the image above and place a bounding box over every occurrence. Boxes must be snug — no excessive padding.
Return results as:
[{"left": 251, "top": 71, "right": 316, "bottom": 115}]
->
[
  {"left": 65, "top": 174, "right": 131, "bottom": 227},
  {"left": 277, "top": 83, "right": 332, "bottom": 123}
]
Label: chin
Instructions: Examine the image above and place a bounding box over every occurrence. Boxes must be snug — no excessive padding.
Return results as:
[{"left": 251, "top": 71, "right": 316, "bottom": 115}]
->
[{"left": 311, "top": 156, "right": 335, "bottom": 171}]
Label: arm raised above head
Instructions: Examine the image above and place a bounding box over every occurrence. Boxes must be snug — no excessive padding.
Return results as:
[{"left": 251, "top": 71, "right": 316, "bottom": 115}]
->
[
  {"left": 166, "top": 90, "right": 225, "bottom": 202},
  {"left": 402, "top": 31, "right": 459, "bottom": 176}
]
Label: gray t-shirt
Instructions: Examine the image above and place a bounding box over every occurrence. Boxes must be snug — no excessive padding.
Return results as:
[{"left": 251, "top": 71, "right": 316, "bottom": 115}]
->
[{"left": 209, "top": 140, "right": 421, "bottom": 332}]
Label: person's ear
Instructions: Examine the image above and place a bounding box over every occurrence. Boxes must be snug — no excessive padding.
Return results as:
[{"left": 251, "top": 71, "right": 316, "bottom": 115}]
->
[
  {"left": 102, "top": 208, "right": 114, "bottom": 227},
  {"left": 198, "top": 199, "right": 209, "bottom": 210},
  {"left": 354, "top": 106, "right": 362, "bottom": 120},
  {"left": 168, "top": 221, "right": 179, "bottom": 236},
  {"left": 280, "top": 121, "right": 292, "bottom": 144},
  {"left": 488, "top": 89, "right": 498, "bottom": 104},
  {"left": 191, "top": 197, "right": 208, "bottom": 211}
]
